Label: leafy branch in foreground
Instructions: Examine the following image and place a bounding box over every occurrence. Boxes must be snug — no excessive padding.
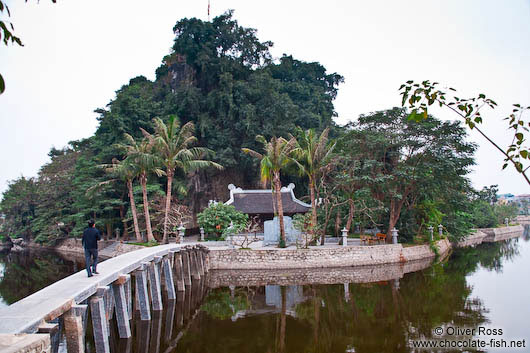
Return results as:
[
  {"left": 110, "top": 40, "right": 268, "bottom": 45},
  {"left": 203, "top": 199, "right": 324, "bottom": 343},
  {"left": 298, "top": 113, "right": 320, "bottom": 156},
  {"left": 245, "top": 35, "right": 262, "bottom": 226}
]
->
[
  {"left": 0, "top": 0, "right": 56, "bottom": 94},
  {"left": 399, "top": 80, "right": 529, "bottom": 185}
]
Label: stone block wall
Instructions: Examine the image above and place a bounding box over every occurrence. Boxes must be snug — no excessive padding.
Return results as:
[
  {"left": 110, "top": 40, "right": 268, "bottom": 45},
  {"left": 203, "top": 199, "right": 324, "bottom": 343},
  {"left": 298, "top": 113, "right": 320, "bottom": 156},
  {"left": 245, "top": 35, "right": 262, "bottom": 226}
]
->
[
  {"left": 481, "top": 225, "right": 524, "bottom": 242},
  {"left": 208, "top": 256, "right": 440, "bottom": 288},
  {"left": 208, "top": 239, "right": 449, "bottom": 270},
  {"left": 456, "top": 230, "right": 487, "bottom": 248}
]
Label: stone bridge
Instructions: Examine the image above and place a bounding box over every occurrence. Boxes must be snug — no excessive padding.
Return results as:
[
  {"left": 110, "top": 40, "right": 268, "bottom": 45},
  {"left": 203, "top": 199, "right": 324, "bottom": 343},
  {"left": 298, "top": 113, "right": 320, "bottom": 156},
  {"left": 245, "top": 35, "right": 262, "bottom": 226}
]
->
[{"left": 0, "top": 244, "right": 208, "bottom": 353}]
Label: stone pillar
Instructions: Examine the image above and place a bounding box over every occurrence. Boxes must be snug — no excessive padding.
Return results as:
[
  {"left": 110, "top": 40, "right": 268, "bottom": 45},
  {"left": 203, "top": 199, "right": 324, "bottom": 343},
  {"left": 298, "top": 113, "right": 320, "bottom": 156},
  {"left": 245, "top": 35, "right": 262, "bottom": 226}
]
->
[
  {"left": 134, "top": 264, "right": 151, "bottom": 320},
  {"left": 202, "top": 249, "right": 209, "bottom": 273},
  {"left": 505, "top": 217, "right": 509, "bottom": 226},
  {"left": 63, "top": 305, "right": 87, "bottom": 353},
  {"left": 173, "top": 252, "right": 186, "bottom": 292},
  {"left": 200, "top": 227, "right": 205, "bottom": 241},
  {"left": 189, "top": 249, "right": 201, "bottom": 281},
  {"left": 162, "top": 255, "right": 176, "bottom": 300},
  {"left": 196, "top": 247, "right": 205, "bottom": 276},
  {"left": 90, "top": 288, "right": 110, "bottom": 353},
  {"left": 341, "top": 227, "right": 348, "bottom": 247},
  {"left": 438, "top": 224, "right": 443, "bottom": 237},
  {"left": 428, "top": 225, "right": 434, "bottom": 241},
  {"left": 123, "top": 274, "right": 132, "bottom": 317},
  {"left": 112, "top": 276, "right": 131, "bottom": 338},
  {"left": 148, "top": 258, "right": 163, "bottom": 311},
  {"left": 181, "top": 250, "right": 192, "bottom": 286},
  {"left": 391, "top": 228, "right": 399, "bottom": 244},
  {"left": 103, "top": 285, "right": 114, "bottom": 326}
]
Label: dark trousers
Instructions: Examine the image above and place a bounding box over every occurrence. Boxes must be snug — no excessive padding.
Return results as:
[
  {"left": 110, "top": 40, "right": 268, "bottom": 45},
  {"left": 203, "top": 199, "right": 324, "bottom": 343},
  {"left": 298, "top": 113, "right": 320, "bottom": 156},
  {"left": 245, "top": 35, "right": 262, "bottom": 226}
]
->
[{"left": 84, "top": 248, "right": 98, "bottom": 276}]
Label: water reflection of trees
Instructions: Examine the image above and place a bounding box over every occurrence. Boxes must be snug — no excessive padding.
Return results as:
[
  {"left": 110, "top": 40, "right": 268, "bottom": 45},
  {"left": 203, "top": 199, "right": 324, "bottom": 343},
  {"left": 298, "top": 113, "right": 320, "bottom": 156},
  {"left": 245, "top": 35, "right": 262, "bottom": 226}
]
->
[
  {"left": 0, "top": 250, "right": 79, "bottom": 304},
  {"left": 449, "top": 238, "right": 520, "bottom": 274},
  {"left": 173, "top": 240, "right": 519, "bottom": 353}
]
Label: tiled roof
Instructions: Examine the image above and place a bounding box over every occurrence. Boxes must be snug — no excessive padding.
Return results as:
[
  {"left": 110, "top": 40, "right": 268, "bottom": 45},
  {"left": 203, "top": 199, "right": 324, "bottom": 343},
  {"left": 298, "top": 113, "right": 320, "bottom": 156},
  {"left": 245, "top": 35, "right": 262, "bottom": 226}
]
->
[{"left": 225, "top": 184, "right": 311, "bottom": 214}]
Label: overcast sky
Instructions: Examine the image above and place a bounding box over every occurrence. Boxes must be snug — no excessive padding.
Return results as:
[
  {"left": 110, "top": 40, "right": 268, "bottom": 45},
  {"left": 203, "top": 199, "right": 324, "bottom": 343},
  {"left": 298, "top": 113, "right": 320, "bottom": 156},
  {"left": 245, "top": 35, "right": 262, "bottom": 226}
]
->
[{"left": 1, "top": 0, "right": 529, "bottom": 196}]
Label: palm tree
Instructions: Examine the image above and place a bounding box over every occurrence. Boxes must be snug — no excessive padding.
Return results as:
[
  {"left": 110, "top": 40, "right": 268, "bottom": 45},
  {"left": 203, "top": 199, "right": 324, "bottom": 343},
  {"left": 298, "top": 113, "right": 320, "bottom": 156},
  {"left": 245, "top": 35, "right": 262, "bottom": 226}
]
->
[
  {"left": 147, "top": 116, "right": 222, "bottom": 244},
  {"left": 291, "top": 127, "right": 336, "bottom": 245},
  {"left": 102, "top": 157, "right": 142, "bottom": 242},
  {"left": 117, "top": 133, "right": 162, "bottom": 243},
  {"left": 242, "top": 135, "right": 296, "bottom": 247}
]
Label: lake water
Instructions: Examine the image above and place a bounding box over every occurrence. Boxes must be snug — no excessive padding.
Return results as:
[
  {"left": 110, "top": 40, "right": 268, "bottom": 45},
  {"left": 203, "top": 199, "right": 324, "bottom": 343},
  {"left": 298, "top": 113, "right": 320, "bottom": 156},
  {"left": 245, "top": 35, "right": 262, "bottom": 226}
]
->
[{"left": 0, "top": 227, "right": 529, "bottom": 352}]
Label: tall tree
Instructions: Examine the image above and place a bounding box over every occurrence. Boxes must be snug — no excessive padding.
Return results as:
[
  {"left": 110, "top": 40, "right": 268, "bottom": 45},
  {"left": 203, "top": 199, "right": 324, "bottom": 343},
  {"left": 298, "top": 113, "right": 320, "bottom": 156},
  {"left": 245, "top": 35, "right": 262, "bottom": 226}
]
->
[
  {"left": 242, "top": 136, "right": 297, "bottom": 247},
  {"left": 291, "top": 127, "right": 336, "bottom": 245},
  {"left": 117, "top": 133, "right": 163, "bottom": 242},
  {"left": 356, "top": 108, "right": 475, "bottom": 241},
  {"left": 102, "top": 158, "right": 142, "bottom": 242},
  {"left": 147, "top": 115, "right": 222, "bottom": 244}
]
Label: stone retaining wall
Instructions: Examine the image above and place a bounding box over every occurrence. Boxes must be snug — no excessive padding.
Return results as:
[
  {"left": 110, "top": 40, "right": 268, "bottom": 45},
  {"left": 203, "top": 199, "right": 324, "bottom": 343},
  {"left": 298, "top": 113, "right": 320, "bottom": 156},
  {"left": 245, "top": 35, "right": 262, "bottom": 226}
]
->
[
  {"left": 456, "top": 230, "right": 487, "bottom": 248},
  {"left": 481, "top": 225, "right": 524, "bottom": 242},
  {"left": 208, "top": 239, "right": 450, "bottom": 270},
  {"left": 208, "top": 256, "right": 443, "bottom": 288}
]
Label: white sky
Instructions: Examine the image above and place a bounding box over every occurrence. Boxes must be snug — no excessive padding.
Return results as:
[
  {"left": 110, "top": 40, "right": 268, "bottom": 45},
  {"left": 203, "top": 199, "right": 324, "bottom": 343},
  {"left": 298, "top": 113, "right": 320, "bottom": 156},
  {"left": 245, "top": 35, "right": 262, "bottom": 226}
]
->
[{"left": 1, "top": 0, "right": 529, "bottom": 196}]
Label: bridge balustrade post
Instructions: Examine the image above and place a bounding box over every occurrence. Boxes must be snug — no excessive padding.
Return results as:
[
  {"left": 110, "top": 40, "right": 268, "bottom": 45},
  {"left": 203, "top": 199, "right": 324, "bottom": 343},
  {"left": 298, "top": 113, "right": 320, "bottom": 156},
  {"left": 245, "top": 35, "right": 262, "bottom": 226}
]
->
[
  {"left": 123, "top": 274, "right": 132, "bottom": 317},
  {"left": 149, "top": 258, "right": 163, "bottom": 311},
  {"left": 201, "top": 248, "right": 209, "bottom": 273},
  {"left": 173, "top": 251, "right": 185, "bottom": 292},
  {"left": 90, "top": 287, "right": 111, "bottom": 353},
  {"left": 189, "top": 249, "right": 201, "bottom": 281},
  {"left": 103, "top": 285, "right": 114, "bottom": 331},
  {"left": 181, "top": 250, "right": 192, "bottom": 286},
  {"left": 63, "top": 305, "right": 88, "bottom": 353},
  {"left": 134, "top": 264, "right": 151, "bottom": 320},
  {"left": 112, "top": 275, "right": 132, "bottom": 338},
  {"left": 196, "top": 247, "right": 205, "bottom": 276},
  {"left": 162, "top": 255, "right": 177, "bottom": 300}
]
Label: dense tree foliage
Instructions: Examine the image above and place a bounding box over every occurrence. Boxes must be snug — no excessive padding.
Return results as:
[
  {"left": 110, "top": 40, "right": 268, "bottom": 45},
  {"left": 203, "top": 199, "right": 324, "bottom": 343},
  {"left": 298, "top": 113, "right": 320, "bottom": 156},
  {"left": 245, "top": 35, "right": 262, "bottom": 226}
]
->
[
  {"left": 0, "top": 12, "right": 514, "bottom": 246},
  {"left": 0, "top": 12, "right": 342, "bottom": 244}
]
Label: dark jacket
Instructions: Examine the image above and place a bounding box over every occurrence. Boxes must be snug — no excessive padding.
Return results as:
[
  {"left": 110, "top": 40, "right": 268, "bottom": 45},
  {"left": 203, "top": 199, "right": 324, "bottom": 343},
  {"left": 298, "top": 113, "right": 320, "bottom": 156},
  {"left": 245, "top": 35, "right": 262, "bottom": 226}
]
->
[{"left": 82, "top": 227, "right": 101, "bottom": 249}]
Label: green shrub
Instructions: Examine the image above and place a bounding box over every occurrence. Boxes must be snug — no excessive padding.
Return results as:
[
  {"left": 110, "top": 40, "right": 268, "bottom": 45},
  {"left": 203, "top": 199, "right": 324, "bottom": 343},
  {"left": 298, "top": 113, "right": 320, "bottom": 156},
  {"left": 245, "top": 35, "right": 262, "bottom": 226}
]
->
[{"left": 197, "top": 204, "right": 248, "bottom": 240}]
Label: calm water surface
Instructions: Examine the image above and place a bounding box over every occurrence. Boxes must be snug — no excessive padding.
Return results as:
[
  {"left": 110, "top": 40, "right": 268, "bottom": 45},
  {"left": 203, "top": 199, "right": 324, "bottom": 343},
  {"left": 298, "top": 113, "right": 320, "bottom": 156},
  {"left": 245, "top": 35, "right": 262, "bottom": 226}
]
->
[{"left": 0, "top": 228, "right": 529, "bottom": 352}]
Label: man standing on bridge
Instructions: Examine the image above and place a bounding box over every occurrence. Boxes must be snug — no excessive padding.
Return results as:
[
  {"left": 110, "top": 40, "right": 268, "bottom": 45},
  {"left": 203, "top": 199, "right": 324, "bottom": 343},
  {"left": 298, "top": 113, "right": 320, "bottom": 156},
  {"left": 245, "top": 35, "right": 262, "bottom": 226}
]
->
[{"left": 82, "top": 220, "right": 101, "bottom": 277}]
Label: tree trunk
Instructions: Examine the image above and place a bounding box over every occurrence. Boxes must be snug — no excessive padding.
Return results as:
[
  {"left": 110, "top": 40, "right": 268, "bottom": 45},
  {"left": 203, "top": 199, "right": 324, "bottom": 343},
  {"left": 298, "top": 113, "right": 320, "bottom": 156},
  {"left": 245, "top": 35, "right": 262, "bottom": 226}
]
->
[
  {"left": 162, "top": 169, "right": 174, "bottom": 244},
  {"left": 334, "top": 209, "right": 341, "bottom": 236},
  {"left": 119, "top": 204, "right": 129, "bottom": 241},
  {"left": 386, "top": 198, "right": 404, "bottom": 243},
  {"left": 345, "top": 199, "right": 355, "bottom": 233},
  {"left": 140, "top": 172, "right": 155, "bottom": 242},
  {"left": 274, "top": 172, "right": 286, "bottom": 247},
  {"left": 310, "top": 180, "right": 321, "bottom": 245},
  {"left": 106, "top": 222, "right": 112, "bottom": 241},
  {"left": 127, "top": 179, "right": 142, "bottom": 242}
]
